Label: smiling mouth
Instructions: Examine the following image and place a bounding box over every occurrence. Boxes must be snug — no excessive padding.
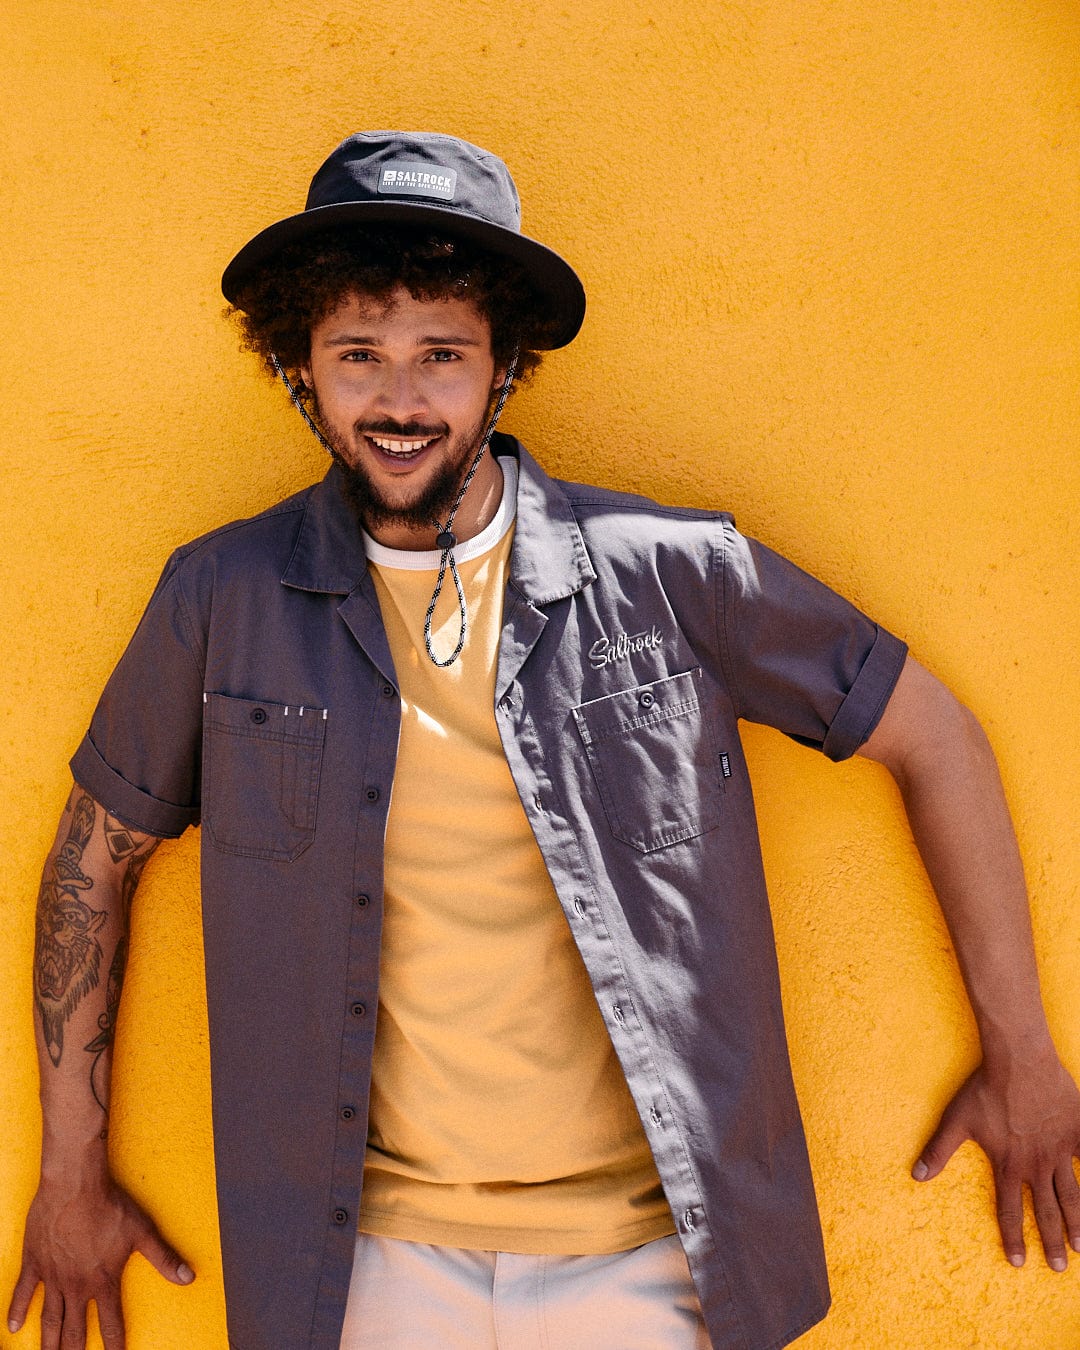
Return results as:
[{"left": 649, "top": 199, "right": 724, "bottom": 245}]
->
[{"left": 366, "top": 434, "right": 441, "bottom": 458}]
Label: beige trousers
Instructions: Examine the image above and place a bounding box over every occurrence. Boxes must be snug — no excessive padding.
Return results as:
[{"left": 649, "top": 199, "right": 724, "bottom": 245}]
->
[{"left": 339, "top": 1232, "right": 712, "bottom": 1349}]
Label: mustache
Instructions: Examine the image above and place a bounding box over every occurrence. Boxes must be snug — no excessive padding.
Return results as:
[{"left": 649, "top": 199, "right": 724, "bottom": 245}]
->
[{"left": 355, "top": 418, "right": 449, "bottom": 439}]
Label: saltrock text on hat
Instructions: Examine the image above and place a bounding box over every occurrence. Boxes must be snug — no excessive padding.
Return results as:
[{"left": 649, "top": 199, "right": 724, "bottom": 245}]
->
[{"left": 378, "top": 163, "right": 457, "bottom": 200}]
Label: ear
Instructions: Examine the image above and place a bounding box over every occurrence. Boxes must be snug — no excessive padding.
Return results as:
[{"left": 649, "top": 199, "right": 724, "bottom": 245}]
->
[{"left": 299, "top": 361, "right": 312, "bottom": 390}]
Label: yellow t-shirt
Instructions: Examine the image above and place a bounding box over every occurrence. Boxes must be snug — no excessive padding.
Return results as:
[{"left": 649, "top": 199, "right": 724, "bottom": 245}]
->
[{"left": 359, "top": 459, "right": 674, "bottom": 1254}]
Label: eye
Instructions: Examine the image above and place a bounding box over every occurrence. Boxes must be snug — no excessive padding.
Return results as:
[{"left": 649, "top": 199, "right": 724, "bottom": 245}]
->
[
  {"left": 341, "top": 350, "right": 375, "bottom": 363},
  {"left": 428, "top": 349, "right": 461, "bottom": 363}
]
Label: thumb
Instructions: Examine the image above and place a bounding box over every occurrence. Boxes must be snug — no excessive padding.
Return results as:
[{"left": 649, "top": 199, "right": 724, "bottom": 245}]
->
[
  {"left": 913, "top": 1102, "right": 970, "bottom": 1182},
  {"left": 136, "top": 1225, "right": 196, "bottom": 1286}
]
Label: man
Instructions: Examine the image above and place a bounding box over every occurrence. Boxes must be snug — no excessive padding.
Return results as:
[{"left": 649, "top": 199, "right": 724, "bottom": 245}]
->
[{"left": 10, "top": 131, "right": 1080, "bottom": 1350}]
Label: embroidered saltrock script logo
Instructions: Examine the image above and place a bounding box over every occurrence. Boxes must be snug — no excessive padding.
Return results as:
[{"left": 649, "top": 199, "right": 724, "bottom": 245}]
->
[
  {"left": 378, "top": 161, "right": 457, "bottom": 201},
  {"left": 589, "top": 625, "right": 664, "bottom": 670}
]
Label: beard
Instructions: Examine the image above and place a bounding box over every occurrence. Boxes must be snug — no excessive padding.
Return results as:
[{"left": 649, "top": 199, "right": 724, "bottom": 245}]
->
[{"left": 311, "top": 396, "right": 487, "bottom": 536}]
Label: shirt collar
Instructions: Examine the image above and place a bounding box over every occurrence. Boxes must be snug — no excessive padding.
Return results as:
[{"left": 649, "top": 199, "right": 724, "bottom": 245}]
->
[{"left": 280, "top": 434, "right": 596, "bottom": 603}]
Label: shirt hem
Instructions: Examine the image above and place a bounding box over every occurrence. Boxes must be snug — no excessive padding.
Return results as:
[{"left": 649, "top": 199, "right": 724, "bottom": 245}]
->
[{"left": 357, "top": 1206, "right": 677, "bottom": 1255}]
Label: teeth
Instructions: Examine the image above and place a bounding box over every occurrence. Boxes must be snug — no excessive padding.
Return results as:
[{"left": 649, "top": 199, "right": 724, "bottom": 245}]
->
[{"left": 370, "top": 435, "right": 436, "bottom": 454}]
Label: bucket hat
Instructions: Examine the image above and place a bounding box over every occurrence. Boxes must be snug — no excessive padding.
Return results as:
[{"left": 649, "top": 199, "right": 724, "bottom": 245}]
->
[{"left": 222, "top": 130, "right": 585, "bottom": 348}]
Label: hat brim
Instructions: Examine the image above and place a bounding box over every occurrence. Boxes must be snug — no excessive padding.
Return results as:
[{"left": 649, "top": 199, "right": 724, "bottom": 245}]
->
[{"left": 221, "top": 200, "right": 585, "bottom": 349}]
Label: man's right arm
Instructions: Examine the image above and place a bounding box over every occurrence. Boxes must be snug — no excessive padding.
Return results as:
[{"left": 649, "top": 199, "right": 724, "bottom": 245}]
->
[{"left": 7, "top": 782, "right": 195, "bottom": 1350}]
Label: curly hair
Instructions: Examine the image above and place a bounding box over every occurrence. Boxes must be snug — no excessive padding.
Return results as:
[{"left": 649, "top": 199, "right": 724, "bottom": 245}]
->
[{"left": 228, "top": 225, "right": 555, "bottom": 397}]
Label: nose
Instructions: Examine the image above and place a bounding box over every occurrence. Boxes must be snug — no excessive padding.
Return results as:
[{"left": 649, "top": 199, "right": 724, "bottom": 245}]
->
[{"left": 372, "top": 362, "right": 429, "bottom": 422}]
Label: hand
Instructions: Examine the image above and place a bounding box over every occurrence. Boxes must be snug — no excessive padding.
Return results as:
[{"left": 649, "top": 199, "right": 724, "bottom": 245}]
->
[
  {"left": 7, "top": 1174, "right": 194, "bottom": 1349},
  {"left": 913, "top": 1051, "right": 1080, "bottom": 1270}
]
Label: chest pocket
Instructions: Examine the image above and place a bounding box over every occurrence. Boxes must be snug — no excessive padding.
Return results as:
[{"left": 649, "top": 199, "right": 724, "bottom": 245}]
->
[
  {"left": 572, "top": 668, "right": 722, "bottom": 853},
  {"left": 203, "top": 693, "right": 326, "bottom": 860}
]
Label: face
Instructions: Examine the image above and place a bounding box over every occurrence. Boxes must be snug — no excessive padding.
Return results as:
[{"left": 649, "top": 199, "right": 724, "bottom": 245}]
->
[{"left": 301, "top": 286, "right": 504, "bottom": 546}]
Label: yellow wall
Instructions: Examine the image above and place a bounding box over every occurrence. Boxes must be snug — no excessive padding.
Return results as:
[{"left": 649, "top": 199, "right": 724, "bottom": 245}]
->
[{"left": 3, "top": 2, "right": 1078, "bottom": 1345}]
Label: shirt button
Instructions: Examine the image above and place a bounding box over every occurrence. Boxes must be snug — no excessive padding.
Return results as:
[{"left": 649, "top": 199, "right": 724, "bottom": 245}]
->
[
  {"left": 333, "top": 1208, "right": 349, "bottom": 1225},
  {"left": 381, "top": 683, "right": 395, "bottom": 698},
  {"left": 340, "top": 1105, "right": 356, "bottom": 1121},
  {"left": 650, "top": 1107, "right": 663, "bottom": 1126},
  {"left": 351, "top": 1002, "right": 367, "bottom": 1018},
  {"left": 533, "top": 794, "right": 544, "bottom": 812},
  {"left": 683, "top": 1208, "right": 696, "bottom": 1232},
  {"left": 573, "top": 896, "right": 587, "bottom": 918},
  {"left": 250, "top": 707, "right": 268, "bottom": 724},
  {"left": 639, "top": 691, "right": 655, "bottom": 709},
  {"left": 365, "top": 787, "right": 380, "bottom": 803},
  {"left": 355, "top": 893, "right": 370, "bottom": 908}
]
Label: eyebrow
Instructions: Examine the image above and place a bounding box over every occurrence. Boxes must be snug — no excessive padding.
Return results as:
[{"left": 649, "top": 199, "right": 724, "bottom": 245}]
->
[{"left": 322, "top": 333, "right": 483, "bottom": 348}]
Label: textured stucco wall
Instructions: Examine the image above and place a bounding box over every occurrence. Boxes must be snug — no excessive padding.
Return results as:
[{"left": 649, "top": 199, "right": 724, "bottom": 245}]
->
[{"left": 3, "top": 2, "right": 1078, "bottom": 1346}]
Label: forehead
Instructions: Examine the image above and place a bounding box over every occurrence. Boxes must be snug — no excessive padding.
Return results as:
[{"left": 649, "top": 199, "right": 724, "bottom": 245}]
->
[{"left": 315, "top": 285, "right": 492, "bottom": 341}]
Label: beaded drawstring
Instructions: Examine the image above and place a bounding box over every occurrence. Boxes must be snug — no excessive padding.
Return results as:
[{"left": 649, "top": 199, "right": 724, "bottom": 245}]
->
[{"left": 422, "top": 352, "right": 517, "bottom": 666}]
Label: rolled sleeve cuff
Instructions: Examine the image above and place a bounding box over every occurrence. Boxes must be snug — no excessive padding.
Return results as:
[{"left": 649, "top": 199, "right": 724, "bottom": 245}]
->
[
  {"left": 70, "top": 734, "right": 200, "bottom": 838},
  {"left": 821, "top": 626, "right": 908, "bottom": 762}
]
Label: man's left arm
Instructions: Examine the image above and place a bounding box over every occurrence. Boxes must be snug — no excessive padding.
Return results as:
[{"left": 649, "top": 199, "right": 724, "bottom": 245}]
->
[{"left": 858, "top": 653, "right": 1080, "bottom": 1270}]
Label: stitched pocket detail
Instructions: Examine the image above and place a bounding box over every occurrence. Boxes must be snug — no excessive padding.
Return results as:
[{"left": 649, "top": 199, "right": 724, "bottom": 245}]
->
[
  {"left": 572, "top": 669, "right": 722, "bottom": 853},
  {"left": 203, "top": 693, "right": 326, "bottom": 860}
]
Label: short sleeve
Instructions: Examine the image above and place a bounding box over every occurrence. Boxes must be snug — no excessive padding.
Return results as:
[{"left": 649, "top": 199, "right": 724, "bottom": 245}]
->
[
  {"left": 719, "top": 522, "right": 907, "bottom": 761},
  {"left": 69, "top": 554, "right": 205, "bottom": 837}
]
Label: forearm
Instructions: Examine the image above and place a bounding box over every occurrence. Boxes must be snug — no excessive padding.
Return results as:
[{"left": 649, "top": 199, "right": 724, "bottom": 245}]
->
[
  {"left": 9, "top": 788, "right": 192, "bottom": 1341},
  {"left": 33, "top": 784, "right": 158, "bottom": 1172},
  {"left": 859, "top": 657, "right": 1050, "bottom": 1061},
  {"left": 859, "top": 657, "right": 1080, "bottom": 1267},
  {"left": 888, "top": 701, "right": 1050, "bottom": 1062}
]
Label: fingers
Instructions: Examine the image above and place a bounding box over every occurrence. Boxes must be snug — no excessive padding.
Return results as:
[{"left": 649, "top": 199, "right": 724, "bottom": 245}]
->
[
  {"left": 7, "top": 1260, "right": 39, "bottom": 1332},
  {"left": 994, "top": 1164, "right": 1079, "bottom": 1272},
  {"left": 993, "top": 1171, "right": 1027, "bottom": 1268},
  {"left": 40, "top": 1287, "right": 69, "bottom": 1350},
  {"left": 96, "top": 1286, "right": 127, "bottom": 1350},
  {"left": 134, "top": 1226, "right": 195, "bottom": 1287},
  {"left": 1030, "top": 1174, "right": 1068, "bottom": 1272},
  {"left": 1055, "top": 1160, "right": 1080, "bottom": 1254},
  {"left": 913, "top": 1103, "right": 971, "bottom": 1182}
]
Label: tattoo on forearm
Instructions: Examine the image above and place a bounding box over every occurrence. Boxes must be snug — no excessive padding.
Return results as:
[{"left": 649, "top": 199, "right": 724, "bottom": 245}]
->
[
  {"left": 34, "top": 792, "right": 105, "bottom": 1067},
  {"left": 84, "top": 843, "right": 151, "bottom": 1113},
  {"left": 104, "top": 813, "right": 148, "bottom": 864},
  {"left": 33, "top": 797, "right": 155, "bottom": 1082},
  {"left": 84, "top": 933, "right": 127, "bottom": 1113}
]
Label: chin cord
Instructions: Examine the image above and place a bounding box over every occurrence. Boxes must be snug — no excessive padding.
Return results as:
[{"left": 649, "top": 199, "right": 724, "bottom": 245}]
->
[
  {"left": 271, "top": 354, "right": 336, "bottom": 455},
  {"left": 423, "top": 349, "right": 518, "bottom": 667},
  {"left": 271, "top": 347, "right": 519, "bottom": 669}
]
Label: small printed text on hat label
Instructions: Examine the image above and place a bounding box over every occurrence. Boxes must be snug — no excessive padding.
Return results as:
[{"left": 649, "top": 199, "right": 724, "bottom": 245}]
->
[{"left": 378, "top": 162, "right": 457, "bottom": 201}]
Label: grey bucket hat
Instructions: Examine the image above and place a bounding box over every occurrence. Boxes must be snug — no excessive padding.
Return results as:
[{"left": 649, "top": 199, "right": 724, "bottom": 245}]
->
[{"left": 221, "top": 130, "right": 586, "bottom": 349}]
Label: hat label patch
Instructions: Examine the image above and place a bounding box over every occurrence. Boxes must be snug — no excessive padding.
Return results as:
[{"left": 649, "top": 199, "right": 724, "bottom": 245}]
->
[{"left": 378, "top": 161, "right": 457, "bottom": 201}]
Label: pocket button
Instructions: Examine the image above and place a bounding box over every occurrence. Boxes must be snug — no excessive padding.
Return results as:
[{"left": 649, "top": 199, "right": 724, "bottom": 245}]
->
[
  {"left": 639, "top": 691, "right": 655, "bottom": 709},
  {"left": 250, "top": 707, "right": 268, "bottom": 724}
]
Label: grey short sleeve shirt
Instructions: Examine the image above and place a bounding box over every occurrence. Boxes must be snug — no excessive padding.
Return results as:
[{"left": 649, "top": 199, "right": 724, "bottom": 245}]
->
[{"left": 70, "top": 437, "right": 906, "bottom": 1350}]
